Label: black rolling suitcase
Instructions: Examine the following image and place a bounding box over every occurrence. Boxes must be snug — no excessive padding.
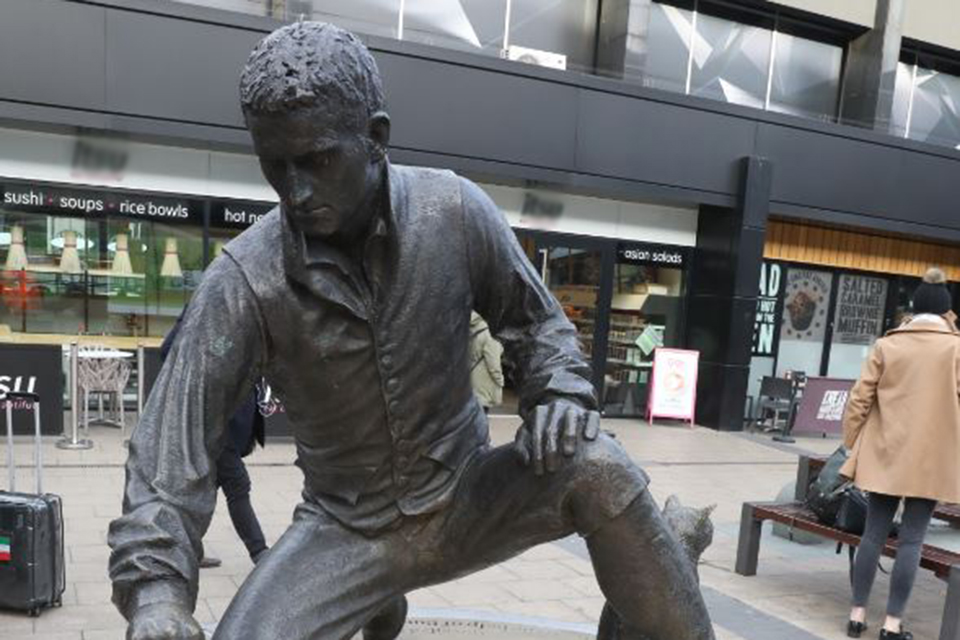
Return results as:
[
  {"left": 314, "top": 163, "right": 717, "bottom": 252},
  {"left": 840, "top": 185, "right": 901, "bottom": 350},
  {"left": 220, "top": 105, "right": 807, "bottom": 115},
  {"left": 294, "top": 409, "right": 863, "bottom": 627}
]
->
[{"left": 0, "top": 391, "right": 65, "bottom": 617}]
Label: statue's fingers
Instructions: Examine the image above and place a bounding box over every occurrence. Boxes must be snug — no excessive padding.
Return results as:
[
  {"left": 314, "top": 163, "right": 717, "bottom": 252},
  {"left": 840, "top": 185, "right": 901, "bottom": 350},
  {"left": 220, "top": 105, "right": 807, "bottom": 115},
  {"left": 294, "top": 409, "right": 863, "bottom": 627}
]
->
[
  {"left": 514, "top": 428, "right": 531, "bottom": 466},
  {"left": 584, "top": 411, "right": 601, "bottom": 440},
  {"left": 562, "top": 408, "right": 578, "bottom": 456},
  {"left": 532, "top": 406, "right": 547, "bottom": 476},
  {"left": 544, "top": 408, "right": 560, "bottom": 473}
]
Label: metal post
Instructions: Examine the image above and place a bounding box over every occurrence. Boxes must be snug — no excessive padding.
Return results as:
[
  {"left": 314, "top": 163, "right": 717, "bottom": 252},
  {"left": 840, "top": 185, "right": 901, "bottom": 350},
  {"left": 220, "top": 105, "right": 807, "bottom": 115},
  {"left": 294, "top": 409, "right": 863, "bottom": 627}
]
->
[
  {"left": 33, "top": 399, "right": 42, "bottom": 495},
  {"left": 735, "top": 502, "right": 763, "bottom": 576},
  {"left": 6, "top": 401, "right": 14, "bottom": 491},
  {"left": 137, "top": 345, "right": 145, "bottom": 417},
  {"left": 940, "top": 565, "right": 960, "bottom": 640},
  {"left": 57, "top": 342, "right": 93, "bottom": 450}
]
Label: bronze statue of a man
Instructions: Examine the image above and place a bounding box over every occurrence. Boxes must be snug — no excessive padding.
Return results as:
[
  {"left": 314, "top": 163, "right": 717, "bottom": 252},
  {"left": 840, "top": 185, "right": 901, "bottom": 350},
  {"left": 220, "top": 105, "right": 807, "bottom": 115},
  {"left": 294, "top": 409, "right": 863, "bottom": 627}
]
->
[{"left": 108, "top": 21, "right": 715, "bottom": 640}]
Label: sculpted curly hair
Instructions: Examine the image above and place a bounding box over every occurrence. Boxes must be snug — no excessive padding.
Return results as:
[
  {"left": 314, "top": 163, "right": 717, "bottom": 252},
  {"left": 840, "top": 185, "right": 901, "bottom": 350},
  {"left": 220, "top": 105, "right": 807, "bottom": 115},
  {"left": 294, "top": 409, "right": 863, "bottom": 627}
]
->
[{"left": 239, "top": 21, "right": 386, "bottom": 131}]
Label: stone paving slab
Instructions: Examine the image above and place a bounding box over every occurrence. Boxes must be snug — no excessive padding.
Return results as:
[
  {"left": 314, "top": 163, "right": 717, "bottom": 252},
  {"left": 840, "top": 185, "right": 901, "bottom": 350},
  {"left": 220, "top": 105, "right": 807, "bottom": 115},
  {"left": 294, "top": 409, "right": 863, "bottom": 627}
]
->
[{"left": 1, "top": 417, "right": 957, "bottom": 639}]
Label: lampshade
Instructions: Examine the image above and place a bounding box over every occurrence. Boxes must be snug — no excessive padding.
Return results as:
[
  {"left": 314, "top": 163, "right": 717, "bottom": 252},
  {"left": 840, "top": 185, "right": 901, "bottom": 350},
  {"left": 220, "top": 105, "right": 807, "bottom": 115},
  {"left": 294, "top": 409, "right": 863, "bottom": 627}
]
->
[
  {"left": 59, "top": 230, "right": 82, "bottom": 273},
  {"left": 4, "top": 225, "right": 28, "bottom": 271},
  {"left": 160, "top": 237, "right": 182, "bottom": 277},
  {"left": 111, "top": 233, "right": 134, "bottom": 275}
]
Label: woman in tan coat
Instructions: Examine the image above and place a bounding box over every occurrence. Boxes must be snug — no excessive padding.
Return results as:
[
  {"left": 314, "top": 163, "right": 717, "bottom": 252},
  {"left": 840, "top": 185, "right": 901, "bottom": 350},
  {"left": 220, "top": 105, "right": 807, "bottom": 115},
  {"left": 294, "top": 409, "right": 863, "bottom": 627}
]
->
[{"left": 842, "top": 268, "right": 960, "bottom": 640}]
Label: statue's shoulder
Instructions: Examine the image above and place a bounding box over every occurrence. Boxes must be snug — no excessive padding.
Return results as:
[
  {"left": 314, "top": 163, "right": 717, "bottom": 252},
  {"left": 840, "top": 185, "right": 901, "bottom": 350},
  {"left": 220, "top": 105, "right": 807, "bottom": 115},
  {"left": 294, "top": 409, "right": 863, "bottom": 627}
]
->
[
  {"left": 221, "top": 207, "right": 283, "bottom": 275},
  {"left": 390, "top": 164, "right": 463, "bottom": 216}
]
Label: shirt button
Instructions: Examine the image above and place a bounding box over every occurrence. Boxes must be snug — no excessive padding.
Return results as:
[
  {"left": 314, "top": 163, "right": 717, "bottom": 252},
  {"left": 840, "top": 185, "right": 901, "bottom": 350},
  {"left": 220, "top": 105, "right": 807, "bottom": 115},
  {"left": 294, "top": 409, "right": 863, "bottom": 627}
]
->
[
  {"left": 381, "top": 355, "right": 394, "bottom": 369},
  {"left": 388, "top": 400, "right": 400, "bottom": 414},
  {"left": 386, "top": 378, "right": 400, "bottom": 393},
  {"left": 397, "top": 475, "right": 410, "bottom": 487}
]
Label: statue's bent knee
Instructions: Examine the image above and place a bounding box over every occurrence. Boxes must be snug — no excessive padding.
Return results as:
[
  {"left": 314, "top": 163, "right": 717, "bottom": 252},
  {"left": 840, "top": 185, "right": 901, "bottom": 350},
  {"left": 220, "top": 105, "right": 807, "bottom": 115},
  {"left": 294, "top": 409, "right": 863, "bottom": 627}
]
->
[{"left": 566, "top": 435, "right": 650, "bottom": 534}]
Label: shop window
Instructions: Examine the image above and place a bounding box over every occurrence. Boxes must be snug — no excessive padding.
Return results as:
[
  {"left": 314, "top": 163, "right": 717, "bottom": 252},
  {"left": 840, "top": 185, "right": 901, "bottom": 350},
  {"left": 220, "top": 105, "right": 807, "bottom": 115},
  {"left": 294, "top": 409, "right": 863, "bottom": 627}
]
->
[
  {"left": 775, "top": 267, "right": 833, "bottom": 378},
  {"left": 825, "top": 274, "right": 888, "bottom": 379},
  {"left": 208, "top": 201, "right": 275, "bottom": 267},
  {"left": 0, "top": 186, "right": 203, "bottom": 340},
  {"left": 603, "top": 256, "right": 686, "bottom": 418}
]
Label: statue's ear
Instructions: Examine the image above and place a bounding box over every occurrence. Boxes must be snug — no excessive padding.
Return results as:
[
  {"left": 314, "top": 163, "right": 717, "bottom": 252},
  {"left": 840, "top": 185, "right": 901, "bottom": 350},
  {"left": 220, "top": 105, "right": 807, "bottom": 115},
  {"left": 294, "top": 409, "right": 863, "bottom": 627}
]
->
[{"left": 368, "top": 111, "right": 391, "bottom": 152}]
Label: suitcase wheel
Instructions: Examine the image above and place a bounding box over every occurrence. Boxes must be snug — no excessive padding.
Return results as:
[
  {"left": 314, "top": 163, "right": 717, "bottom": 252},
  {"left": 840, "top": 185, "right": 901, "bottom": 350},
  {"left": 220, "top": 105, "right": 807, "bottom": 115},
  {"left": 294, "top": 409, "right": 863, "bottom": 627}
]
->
[
  {"left": 28, "top": 607, "right": 40, "bottom": 618},
  {"left": 53, "top": 598, "right": 63, "bottom": 608}
]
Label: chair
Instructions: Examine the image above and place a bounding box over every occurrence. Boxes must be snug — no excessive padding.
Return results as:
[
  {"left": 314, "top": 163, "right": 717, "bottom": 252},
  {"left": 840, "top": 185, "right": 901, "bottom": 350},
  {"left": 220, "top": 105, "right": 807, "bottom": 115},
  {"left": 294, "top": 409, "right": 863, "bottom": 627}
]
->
[
  {"left": 76, "top": 346, "right": 132, "bottom": 438},
  {"left": 755, "top": 376, "right": 795, "bottom": 435}
]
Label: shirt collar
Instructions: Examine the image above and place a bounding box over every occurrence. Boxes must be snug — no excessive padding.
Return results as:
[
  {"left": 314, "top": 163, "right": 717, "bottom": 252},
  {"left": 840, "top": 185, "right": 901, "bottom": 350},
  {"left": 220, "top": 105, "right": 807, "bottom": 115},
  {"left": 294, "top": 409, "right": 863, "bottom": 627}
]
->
[{"left": 282, "top": 161, "right": 396, "bottom": 279}]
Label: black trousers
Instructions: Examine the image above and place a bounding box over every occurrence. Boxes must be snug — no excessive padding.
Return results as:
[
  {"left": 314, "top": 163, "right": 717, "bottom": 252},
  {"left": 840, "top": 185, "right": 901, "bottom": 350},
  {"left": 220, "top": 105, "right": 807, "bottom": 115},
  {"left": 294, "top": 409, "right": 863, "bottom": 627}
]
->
[{"left": 216, "top": 443, "right": 268, "bottom": 562}]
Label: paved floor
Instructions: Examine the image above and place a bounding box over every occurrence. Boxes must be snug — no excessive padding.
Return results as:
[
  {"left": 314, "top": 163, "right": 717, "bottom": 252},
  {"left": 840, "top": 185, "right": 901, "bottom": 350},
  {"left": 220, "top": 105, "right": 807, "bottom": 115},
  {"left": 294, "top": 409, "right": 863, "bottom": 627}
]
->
[{"left": 1, "top": 415, "right": 956, "bottom": 639}]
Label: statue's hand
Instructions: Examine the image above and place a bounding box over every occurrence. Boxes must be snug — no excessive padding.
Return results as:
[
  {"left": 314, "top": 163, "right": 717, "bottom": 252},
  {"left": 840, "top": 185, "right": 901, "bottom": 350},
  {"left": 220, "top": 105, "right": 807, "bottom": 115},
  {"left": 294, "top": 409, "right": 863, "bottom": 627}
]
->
[
  {"left": 513, "top": 400, "right": 600, "bottom": 475},
  {"left": 127, "top": 603, "right": 204, "bottom": 640}
]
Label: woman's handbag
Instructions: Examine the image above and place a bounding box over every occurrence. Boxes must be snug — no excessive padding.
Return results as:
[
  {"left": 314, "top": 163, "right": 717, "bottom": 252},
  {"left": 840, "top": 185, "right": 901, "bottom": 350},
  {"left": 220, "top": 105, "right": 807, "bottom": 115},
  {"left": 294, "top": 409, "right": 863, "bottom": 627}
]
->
[{"left": 804, "top": 445, "right": 868, "bottom": 534}]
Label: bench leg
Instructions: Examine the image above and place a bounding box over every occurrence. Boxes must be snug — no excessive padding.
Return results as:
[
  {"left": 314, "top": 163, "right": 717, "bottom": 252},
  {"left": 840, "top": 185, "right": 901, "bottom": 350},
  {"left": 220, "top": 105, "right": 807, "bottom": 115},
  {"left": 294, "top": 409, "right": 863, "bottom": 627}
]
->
[
  {"left": 941, "top": 566, "right": 960, "bottom": 640},
  {"left": 735, "top": 503, "right": 763, "bottom": 576},
  {"left": 795, "top": 456, "right": 812, "bottom": 502}
]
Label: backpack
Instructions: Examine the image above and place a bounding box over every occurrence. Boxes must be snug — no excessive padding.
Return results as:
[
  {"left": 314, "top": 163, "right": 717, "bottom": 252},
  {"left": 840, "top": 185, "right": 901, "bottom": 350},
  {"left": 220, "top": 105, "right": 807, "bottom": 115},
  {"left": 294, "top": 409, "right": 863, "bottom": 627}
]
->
[{"left": 804, "top": 446, "right": 867, "bottom": 535}]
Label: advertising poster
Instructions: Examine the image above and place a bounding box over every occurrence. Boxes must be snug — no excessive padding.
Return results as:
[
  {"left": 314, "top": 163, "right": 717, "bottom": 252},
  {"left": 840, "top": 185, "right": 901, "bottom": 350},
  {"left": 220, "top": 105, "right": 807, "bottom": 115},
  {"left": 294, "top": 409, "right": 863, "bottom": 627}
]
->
[
  {"left": 752, "top": 262, "right": 784, "bottom": 357},
  {"left": 792, "top": 377, "right": 856, "bottom": 436},
  {"left": 647, "top": 348, "right": 699, "bottom": 426},
  {"left": 832, "top": 274, "right": 888, "bottom": 345},
  {"left": 781, "top": 269, "right": 832, "bottom": 342}
]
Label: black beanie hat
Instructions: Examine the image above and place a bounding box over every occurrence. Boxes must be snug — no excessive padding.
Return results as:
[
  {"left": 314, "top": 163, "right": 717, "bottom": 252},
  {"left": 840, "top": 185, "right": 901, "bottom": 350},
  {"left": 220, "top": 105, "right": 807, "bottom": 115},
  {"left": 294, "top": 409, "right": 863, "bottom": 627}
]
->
[{"left": 912, "top": 267, "right": 952, "bottom": 315}]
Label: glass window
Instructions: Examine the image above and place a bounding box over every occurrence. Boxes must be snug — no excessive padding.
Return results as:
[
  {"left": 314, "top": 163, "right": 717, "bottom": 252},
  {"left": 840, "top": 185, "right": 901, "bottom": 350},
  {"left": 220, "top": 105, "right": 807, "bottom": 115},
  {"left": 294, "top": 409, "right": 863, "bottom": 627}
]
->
[
  {"left": 639, "top": 1, "right": 695, "bottom": 93},
  {"left": 890, "top": 61, "right": 916, "bottom": 138},
  {"left": 402, "top": 0, "right": 506, "bottom": 57},
  {"left": 603, "top": 258, "right": 685, "bottom": 418},
  {"left": 308, "top": 0, "right": 401, "bottom": 40},
  {"left": 0, "top": 212, "right": 90, "bottom": 336},
  {"left": 508, "top": 0, "right": 600, "bottom": 73},
  {"left": 825, "top": 274, "right": 888, "bottom": 379},
  {"left": 689, "top": 11, "right": 772, "bottom": 109},
  {"left": 0, "top": 186, "right": 204, "bottom": 340},
  {"left": 775, "top": 267, "right": 833, "bottom": 378},
  {"left": 905, "top": 66, "right": 960, "bottom": 148},
  {"left": 767, "top": 31, "right": 842, "bottom": 121},
  {"left": 208, "top": 200, "right": 275, "bottom": 266}
]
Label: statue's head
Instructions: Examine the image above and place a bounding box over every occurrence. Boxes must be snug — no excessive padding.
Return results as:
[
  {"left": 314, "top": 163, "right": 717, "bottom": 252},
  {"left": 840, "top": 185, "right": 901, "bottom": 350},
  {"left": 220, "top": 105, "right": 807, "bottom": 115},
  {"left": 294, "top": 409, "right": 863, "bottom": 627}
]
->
[{"left": 239, "top": 22, "right": 390, "bottom": 243}]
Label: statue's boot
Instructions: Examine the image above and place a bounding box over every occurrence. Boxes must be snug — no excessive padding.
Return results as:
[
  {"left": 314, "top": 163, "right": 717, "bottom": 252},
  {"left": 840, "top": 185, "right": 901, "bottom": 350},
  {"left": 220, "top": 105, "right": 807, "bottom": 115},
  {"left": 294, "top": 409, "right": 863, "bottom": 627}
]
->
[{"left": 362, "top": 595, "right": 408, "bottom": 640}]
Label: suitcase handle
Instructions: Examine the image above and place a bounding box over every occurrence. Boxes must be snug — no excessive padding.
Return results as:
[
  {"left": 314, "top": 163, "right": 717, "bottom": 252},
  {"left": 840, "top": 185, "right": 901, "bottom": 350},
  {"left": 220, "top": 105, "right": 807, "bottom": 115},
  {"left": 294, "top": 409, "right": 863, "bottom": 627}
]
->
[
  {"left": 4, "top": 391, "right": 43, "bottom": 495},
  {"left": 6, "top": 391, "right": 40, "bottom": 402}
]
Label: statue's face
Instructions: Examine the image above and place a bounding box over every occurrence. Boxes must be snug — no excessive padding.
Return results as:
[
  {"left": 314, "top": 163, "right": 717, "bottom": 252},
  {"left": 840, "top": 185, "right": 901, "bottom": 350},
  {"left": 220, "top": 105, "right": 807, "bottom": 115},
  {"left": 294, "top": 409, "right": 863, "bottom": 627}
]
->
[{"left": 248, "top": 104, "right": 382, "bottom": 242}]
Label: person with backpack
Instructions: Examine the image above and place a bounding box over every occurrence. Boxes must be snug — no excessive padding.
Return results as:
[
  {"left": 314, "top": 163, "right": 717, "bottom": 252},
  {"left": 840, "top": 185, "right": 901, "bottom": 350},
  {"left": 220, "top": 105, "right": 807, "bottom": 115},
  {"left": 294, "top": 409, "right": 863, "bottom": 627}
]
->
[{"left": 842, "top": 267, "right": 960, "bottom": 640}]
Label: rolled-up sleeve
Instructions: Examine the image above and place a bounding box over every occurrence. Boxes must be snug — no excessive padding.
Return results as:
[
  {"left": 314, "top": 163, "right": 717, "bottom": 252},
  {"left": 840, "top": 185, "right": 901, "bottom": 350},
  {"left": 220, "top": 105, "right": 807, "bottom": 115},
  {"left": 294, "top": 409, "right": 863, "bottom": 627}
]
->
[
  {"left": 107, "top": 255, "right": 265, "bottom": 619},
  {"left": 460, "top": 178, "right": 596, "bottom": 419}
]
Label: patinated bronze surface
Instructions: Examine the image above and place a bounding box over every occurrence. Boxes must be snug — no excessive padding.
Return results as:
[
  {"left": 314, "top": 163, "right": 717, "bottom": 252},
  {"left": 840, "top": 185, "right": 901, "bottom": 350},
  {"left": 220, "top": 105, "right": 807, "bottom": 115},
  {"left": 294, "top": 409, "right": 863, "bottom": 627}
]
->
[{"left": 107, "top": 22, "right": 716, "bottom": 640}]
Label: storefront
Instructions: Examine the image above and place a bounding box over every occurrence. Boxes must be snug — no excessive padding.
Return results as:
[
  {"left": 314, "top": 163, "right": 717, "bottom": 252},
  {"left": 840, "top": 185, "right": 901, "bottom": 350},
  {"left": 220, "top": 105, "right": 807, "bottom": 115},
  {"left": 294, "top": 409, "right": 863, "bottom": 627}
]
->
[
  {"left": 0, "top": 126, "right": 700, "bottom": 428},
  {"left": 480, "top": 184, "right": 696, "bottom": 418},
  {"left": 747, "top": 219, "right": 960, "bottom": 414}
]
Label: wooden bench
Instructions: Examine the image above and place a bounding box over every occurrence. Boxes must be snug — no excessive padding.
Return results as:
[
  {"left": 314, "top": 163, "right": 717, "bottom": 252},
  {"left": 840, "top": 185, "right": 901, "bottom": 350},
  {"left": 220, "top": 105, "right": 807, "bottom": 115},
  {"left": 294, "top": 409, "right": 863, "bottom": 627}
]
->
[{"left": 736, "top": 456, "right": 960, "bottom": 640}]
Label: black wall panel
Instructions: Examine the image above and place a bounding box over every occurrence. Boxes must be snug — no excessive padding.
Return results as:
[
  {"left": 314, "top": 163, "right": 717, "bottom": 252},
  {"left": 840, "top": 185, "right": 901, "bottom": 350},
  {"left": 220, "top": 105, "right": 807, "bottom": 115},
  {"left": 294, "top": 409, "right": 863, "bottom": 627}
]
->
[
  {"left": 0, "top": 0, "right": 107, "bottom": 111},
  {"left": 575, "top": 91, "right": 757, "bottom": 197},
  {"left": 104, "top": 9, "right": 260, "bottom": 127},
  {"left": 378, "top": 54, "right": 579, "bottom": 171}
]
